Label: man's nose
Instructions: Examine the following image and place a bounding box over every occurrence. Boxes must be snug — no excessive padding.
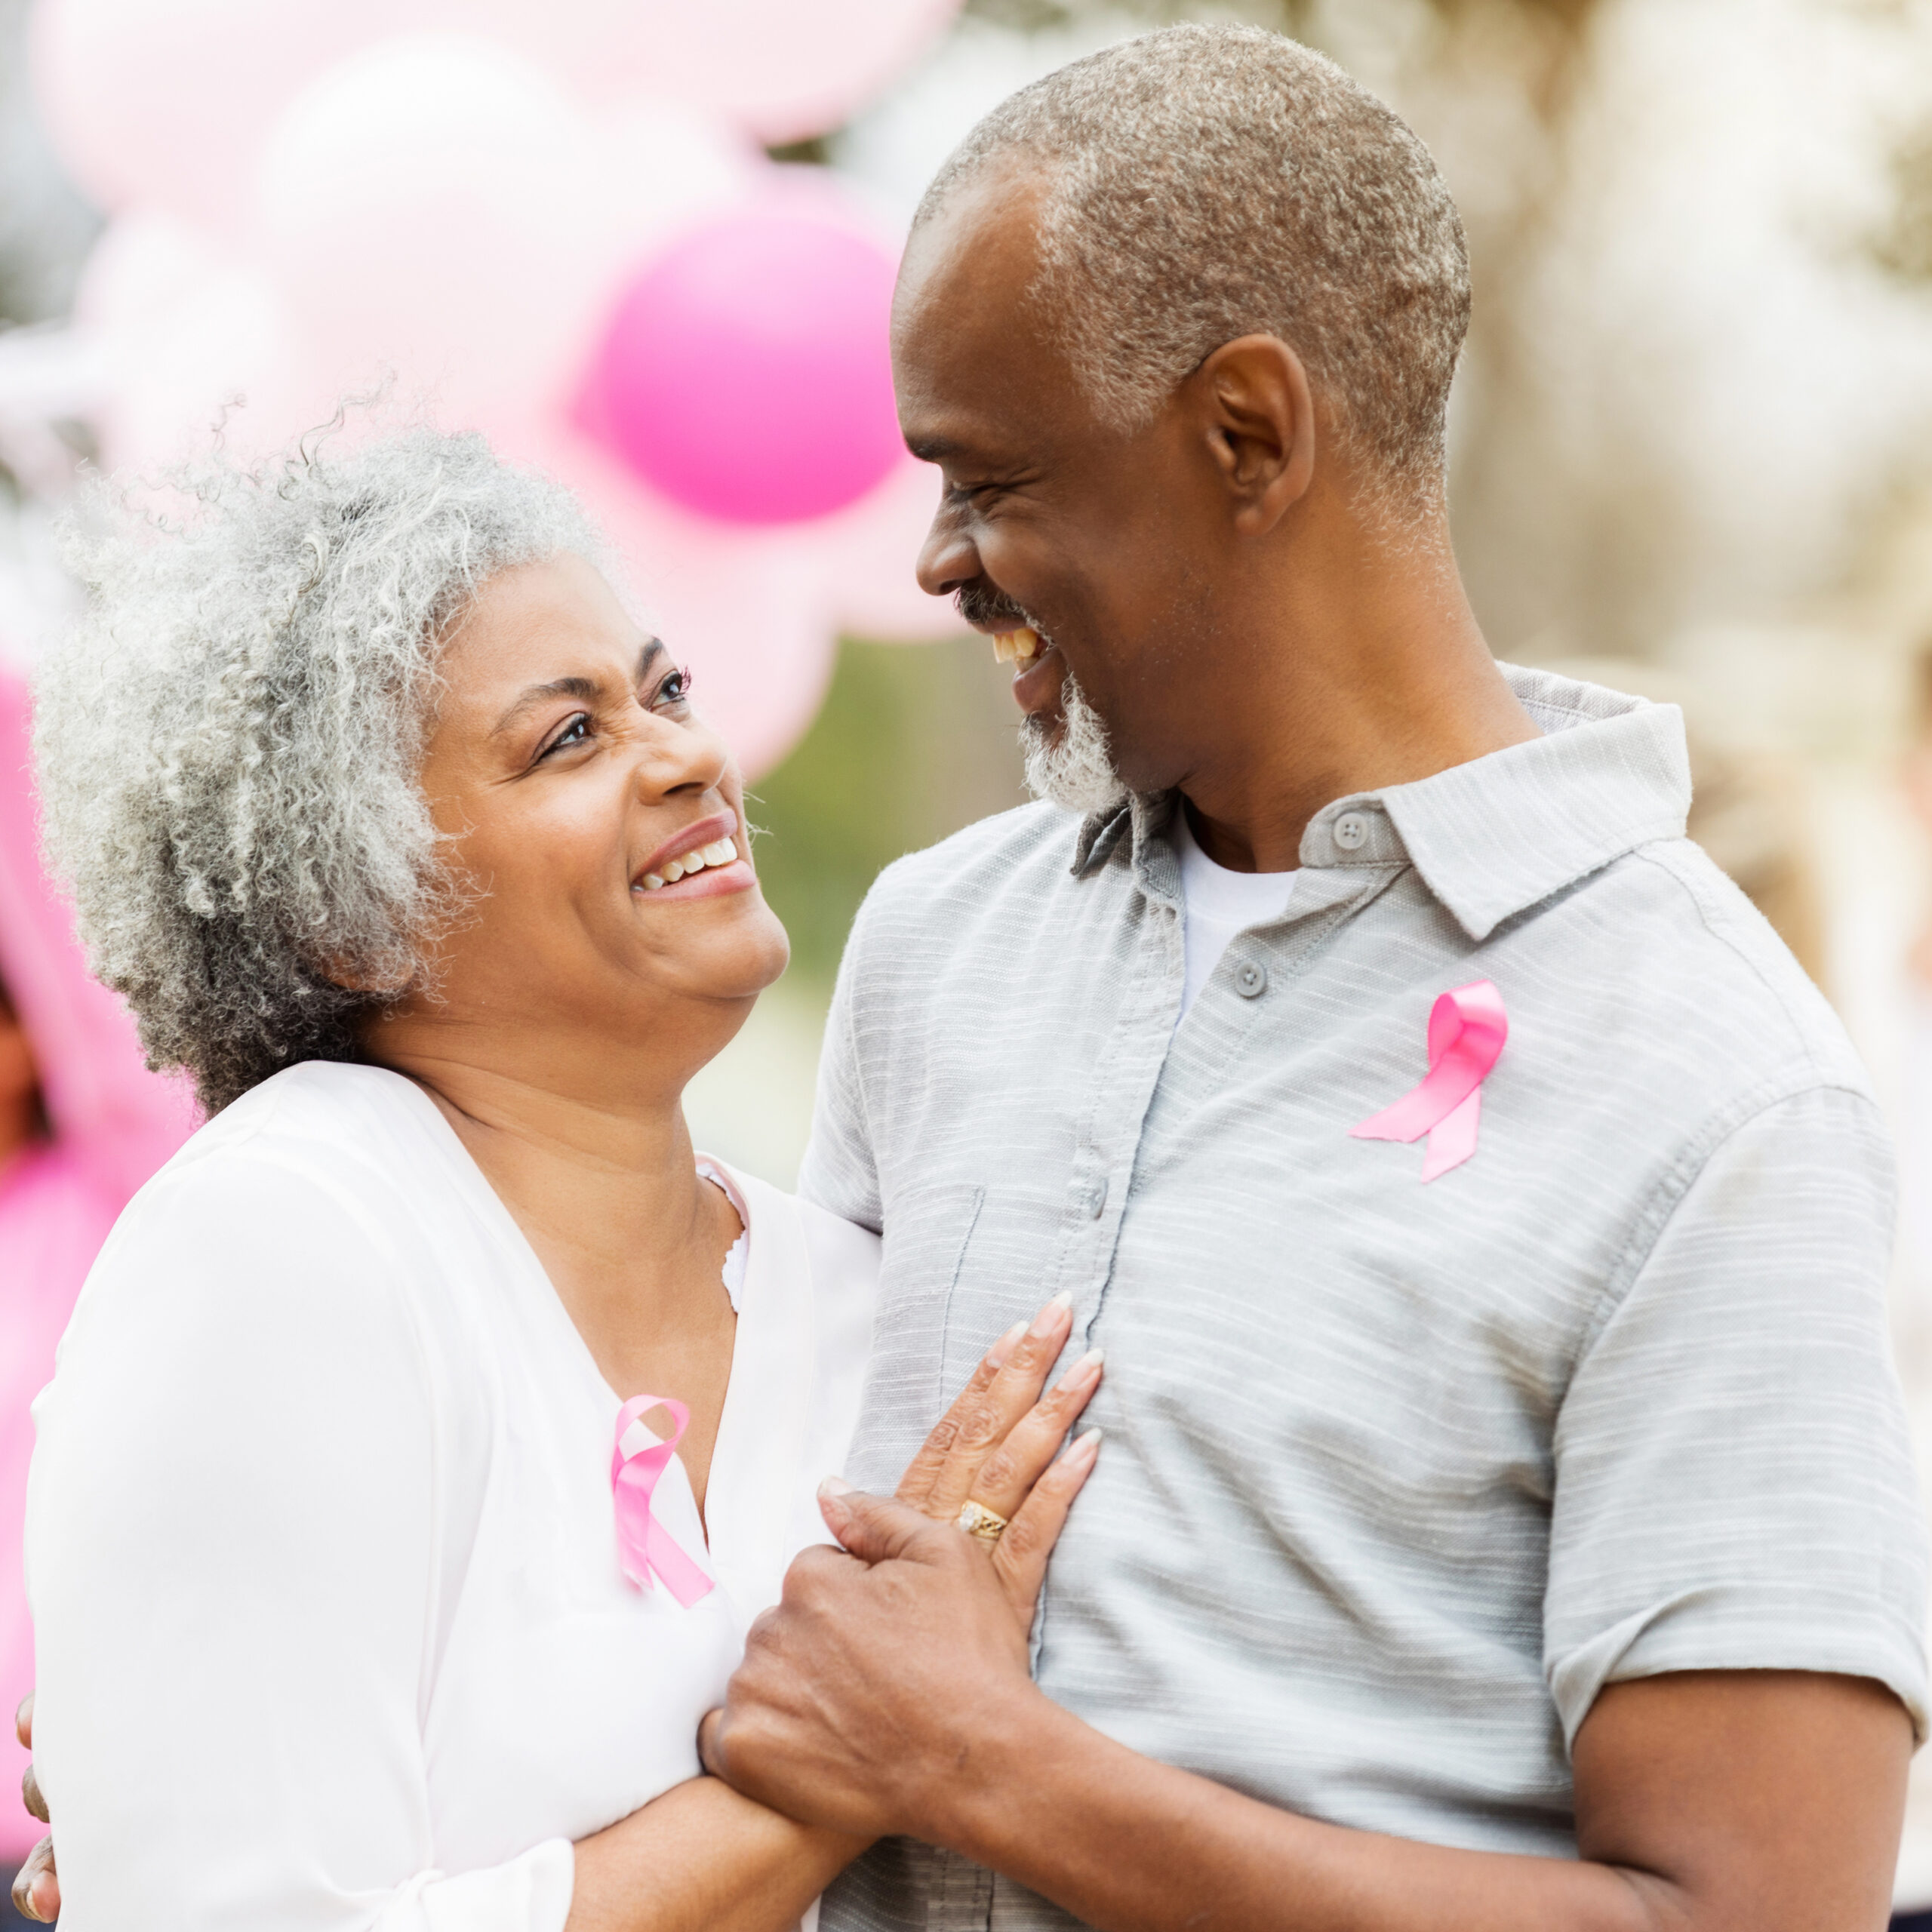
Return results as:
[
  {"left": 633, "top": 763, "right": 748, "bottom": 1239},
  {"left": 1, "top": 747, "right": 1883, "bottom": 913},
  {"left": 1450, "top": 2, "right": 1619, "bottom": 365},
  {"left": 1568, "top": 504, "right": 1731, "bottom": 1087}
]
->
[{"left": 916, "top": 515, "right": 980, "bottom": 601}]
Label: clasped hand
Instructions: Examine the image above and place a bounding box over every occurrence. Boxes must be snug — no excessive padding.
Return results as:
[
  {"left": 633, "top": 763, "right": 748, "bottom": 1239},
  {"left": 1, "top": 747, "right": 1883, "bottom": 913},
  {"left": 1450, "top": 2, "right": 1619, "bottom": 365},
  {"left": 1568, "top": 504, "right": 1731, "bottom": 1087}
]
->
[
  {"left": 5, "top": 1296, "right": 1103, "bottom": 1921},
  {"left": 700, "top": 1291, "right": 1101, "bottom": 1841}
]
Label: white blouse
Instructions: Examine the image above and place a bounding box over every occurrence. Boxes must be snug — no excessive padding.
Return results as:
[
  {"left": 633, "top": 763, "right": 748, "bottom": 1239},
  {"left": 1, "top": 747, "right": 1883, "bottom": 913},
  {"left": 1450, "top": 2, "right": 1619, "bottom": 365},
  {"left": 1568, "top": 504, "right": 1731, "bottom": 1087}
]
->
[{"left": 24, "top": 1061, "right": 881, "bottom": 1932}]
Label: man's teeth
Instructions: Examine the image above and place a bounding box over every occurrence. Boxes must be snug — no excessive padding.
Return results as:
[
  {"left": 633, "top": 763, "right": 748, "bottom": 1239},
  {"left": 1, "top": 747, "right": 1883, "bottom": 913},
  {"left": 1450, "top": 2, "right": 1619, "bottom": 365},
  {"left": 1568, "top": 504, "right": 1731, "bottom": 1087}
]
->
[
  {"left": 641, "top": 835, "right": 738, "bottom": 891},
  {"left": 992, "top": 626, "right": 1041, "bottom": 667}
]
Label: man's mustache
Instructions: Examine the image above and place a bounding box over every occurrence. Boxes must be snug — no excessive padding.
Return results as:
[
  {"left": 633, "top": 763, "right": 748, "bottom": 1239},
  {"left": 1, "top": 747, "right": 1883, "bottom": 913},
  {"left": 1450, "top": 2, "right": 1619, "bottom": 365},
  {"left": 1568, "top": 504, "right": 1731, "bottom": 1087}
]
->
[{"left": 954, "top": 580, "right": 1032, "bottom": 630}]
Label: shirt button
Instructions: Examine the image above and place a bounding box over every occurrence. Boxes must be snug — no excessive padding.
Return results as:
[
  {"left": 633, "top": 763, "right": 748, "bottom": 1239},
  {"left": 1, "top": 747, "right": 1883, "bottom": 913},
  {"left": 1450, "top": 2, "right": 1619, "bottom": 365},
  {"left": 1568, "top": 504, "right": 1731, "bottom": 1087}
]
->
[
  {"left": 1334, "top": 811, "right": 1369, "bottom": 852},
  {"left": 1235, "top": 961, "right": 1268, "bottom": 998},
  {"left": 1084, "top": 1177, "right": 1109, "bottom": 1218}
]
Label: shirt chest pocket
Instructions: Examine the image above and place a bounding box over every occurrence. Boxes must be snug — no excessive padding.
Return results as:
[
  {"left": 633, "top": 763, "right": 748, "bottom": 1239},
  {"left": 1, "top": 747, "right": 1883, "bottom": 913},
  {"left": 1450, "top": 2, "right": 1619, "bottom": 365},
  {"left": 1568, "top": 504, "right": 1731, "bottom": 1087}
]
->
[{"left": 848, "top": 1181, "right": 1066, "bottom": 1492}]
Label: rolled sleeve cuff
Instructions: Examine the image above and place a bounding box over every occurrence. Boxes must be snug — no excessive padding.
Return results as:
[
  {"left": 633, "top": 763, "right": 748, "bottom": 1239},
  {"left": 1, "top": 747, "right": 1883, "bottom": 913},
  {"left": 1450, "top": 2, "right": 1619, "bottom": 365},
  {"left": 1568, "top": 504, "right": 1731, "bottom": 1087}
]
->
[{"left": 1549, "top": 1584, "right": 1930, "bottom": 1751}]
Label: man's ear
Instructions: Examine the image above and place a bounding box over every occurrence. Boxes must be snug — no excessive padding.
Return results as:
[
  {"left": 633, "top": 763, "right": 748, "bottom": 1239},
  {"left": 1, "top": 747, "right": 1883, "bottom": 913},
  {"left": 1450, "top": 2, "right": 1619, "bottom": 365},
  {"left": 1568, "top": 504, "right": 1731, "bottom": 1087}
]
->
[{"left": 1193, "top": 334, "right": 1317, "bottom": 537}]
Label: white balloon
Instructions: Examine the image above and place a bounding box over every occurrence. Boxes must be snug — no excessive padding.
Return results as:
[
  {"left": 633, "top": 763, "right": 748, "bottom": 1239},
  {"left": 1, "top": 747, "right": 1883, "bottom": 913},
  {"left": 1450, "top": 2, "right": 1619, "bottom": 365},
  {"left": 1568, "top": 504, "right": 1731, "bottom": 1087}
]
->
[
  {"left": 72, "top": 211, "right": 226, "bottom": 332},
  {"left": 465, "top": 0, "right": 968, "bottom": 145},
  {"left": 77, "top": 226, "right": 303, "bottom": 473},
  {"left": 251, "top": 35, "right": 609, "bottom": 429},
  {"left": 592, "top": 97, "right": 763, "bottom": 266},
  {"left": 29, "top": 0, "right": 386, "bottom": 230},
  {"left": 801, "top": 455, "right": 969, "bottom": 644}
]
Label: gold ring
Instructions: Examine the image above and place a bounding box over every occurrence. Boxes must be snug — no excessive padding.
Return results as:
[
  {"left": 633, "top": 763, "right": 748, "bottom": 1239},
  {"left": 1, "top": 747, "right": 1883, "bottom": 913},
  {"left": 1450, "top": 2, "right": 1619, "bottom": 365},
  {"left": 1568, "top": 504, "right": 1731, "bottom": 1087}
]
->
[{"left": 955, "top": 1499, "right": 1009, "bottom": 1545}]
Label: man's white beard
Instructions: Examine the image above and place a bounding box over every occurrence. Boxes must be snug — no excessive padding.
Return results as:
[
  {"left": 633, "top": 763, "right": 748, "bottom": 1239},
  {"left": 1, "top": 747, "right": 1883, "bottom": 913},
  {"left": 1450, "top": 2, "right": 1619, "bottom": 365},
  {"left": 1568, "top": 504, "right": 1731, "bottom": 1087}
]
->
[{"left": 1020, "top": 669, "right": 1128, "bottom": 814}]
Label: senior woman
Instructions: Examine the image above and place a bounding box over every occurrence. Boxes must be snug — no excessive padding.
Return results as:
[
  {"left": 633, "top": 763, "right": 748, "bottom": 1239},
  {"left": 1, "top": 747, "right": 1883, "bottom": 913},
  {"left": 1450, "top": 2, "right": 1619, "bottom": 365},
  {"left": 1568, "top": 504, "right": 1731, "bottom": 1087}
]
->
[{"left": 20, "top": 429, "right": 1101, "bottom": 1932}]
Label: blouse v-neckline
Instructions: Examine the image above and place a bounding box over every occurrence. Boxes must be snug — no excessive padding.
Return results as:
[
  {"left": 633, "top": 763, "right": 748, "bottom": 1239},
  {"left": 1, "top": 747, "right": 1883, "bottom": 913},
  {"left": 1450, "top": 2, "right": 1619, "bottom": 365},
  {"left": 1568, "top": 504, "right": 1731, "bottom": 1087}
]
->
[{"left": 384, "top": 1072, "right": 817, "bottom": 1614}]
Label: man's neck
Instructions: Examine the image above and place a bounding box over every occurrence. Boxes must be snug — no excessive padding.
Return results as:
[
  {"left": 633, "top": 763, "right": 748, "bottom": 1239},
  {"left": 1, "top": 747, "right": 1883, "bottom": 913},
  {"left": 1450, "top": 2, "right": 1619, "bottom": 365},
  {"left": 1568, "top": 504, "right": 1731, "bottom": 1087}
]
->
[{"left": 1177, "top": 506, "right": 1540, "bottom": 875}]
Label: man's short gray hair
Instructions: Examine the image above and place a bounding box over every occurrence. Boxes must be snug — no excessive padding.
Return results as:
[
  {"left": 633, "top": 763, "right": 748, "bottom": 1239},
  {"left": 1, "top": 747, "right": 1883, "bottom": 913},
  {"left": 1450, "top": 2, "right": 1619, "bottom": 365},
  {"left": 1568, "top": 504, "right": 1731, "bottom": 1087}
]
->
[
  {"left": 35, "top": 426, "right": 601, "bottom": 1115},
  {"left": 918, "top": 23, "right": 1472, "bottom": 504}
]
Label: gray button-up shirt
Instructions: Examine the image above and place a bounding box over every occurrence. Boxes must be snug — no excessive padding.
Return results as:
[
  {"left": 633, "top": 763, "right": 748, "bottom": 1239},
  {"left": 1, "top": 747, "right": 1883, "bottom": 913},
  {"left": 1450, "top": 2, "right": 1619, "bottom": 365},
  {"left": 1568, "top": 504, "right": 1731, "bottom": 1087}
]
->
[{"left": 801, "top": 666, "right": 1928, "bottom": 1932}]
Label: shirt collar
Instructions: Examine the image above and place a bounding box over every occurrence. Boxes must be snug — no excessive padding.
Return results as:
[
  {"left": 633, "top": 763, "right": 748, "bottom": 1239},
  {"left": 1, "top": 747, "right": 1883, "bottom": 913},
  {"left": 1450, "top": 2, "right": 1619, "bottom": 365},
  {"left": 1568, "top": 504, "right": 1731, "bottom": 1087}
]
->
[{"left": 1073, "top": 664, "right": 1691, "bottom": 942}]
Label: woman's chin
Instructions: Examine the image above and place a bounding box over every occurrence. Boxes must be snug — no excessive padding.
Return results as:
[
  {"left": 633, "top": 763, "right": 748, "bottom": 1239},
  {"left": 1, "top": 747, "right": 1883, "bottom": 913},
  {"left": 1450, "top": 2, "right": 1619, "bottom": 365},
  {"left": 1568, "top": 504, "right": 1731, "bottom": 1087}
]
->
[{"left": 646, "top": 893, "right": 791, "bottom": 1005}]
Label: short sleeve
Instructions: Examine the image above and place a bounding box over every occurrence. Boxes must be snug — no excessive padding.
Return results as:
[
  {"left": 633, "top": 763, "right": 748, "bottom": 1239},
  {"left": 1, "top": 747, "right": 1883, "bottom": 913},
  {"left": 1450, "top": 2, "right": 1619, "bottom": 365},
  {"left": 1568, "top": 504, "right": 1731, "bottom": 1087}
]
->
[
  {"left": 26, "top": 1152, "right": 574, "bottom": 1932},
  {"left": 1546, "top": 1083, "right": 1930, "bottom": 1746},
  {"left": 798, "top": 890, "right": 884, "bottom": 1232}
]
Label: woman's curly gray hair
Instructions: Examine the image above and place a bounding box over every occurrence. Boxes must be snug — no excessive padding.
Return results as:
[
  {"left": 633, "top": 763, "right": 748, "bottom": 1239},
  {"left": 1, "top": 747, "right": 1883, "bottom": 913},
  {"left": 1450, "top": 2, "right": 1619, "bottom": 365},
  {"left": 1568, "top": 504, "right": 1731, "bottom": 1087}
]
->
[{"left": 35, "top": 427, "right": 602, "bottom": 1115}]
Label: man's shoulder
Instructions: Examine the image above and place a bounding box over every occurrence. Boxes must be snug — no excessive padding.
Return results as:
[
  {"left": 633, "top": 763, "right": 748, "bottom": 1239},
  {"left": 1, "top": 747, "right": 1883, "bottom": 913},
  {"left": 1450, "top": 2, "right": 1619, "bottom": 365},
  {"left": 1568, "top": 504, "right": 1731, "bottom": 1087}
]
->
[
  {"left": 850, "top": 798, "right": 1088, "bottom": 948},
  {"left": 1556, "top": 832, "right": 1870, "bottom": 1106}
]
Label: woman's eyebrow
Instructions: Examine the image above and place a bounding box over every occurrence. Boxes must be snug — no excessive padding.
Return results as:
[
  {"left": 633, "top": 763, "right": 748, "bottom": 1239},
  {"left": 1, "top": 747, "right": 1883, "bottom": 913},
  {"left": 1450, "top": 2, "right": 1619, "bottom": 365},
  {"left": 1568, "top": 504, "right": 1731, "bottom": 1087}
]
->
[
  {"left": 491, "top": 675, "right": 599, "bottom": 737},
  {"left": 489, "top": 643, "right": 665, "bottom": 737}
]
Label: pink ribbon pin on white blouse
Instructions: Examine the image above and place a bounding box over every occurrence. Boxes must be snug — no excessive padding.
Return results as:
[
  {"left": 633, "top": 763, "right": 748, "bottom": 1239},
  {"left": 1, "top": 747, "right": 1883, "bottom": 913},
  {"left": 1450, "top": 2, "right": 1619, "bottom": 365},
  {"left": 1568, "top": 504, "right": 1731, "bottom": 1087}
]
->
[
  {"left": 1349, "top": 979, "right": 1509, "bottom": 1182},
  {"left": 611, "top": 1395, "right": 715, "bottom": 1608}
]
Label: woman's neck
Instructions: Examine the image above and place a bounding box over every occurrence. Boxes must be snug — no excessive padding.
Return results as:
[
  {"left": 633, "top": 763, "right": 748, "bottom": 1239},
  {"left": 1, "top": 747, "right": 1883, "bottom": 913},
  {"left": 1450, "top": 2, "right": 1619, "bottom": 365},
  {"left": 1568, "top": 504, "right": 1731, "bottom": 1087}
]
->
[{"left": 377, "top": 1033, "right": 744, "bottom": 1422}]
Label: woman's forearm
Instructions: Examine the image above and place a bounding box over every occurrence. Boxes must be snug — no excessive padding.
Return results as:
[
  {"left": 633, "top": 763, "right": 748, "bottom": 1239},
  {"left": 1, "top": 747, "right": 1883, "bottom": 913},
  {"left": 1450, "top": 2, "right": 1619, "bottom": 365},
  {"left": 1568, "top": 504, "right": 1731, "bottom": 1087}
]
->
[{"left": 567, "top": 1774, "right": 869, "bottom": 1932}]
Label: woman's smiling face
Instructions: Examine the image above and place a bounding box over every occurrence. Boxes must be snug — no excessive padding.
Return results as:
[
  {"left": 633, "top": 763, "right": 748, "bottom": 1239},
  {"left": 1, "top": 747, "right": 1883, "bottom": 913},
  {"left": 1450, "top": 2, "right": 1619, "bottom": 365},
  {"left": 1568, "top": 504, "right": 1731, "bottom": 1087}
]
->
[{"left": 390, "top": 552, "right": 790, "bottom": 1067}]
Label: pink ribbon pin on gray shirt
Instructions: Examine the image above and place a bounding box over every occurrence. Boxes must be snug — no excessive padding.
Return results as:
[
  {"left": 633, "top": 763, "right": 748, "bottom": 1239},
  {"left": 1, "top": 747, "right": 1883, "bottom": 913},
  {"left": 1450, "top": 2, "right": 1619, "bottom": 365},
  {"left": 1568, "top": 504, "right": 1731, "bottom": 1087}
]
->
[{"left": 1350, "top": 980, "right": 1509, "bottom": 1181}]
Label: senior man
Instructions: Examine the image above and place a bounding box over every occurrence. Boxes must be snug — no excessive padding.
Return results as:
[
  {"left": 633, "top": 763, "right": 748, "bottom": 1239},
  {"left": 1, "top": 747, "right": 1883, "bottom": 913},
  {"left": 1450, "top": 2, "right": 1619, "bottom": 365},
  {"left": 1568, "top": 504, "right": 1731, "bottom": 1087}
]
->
[{"left": 699, "top": 24, "right": 1929, "bottom": 1932}]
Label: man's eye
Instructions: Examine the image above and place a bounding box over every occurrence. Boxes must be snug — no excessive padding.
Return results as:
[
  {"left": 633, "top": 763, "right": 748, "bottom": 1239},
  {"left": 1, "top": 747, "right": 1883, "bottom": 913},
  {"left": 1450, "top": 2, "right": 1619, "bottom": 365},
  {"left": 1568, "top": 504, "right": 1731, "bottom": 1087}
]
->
[{"left": 540, "top": 714, "right": 591, "bottom": 759}]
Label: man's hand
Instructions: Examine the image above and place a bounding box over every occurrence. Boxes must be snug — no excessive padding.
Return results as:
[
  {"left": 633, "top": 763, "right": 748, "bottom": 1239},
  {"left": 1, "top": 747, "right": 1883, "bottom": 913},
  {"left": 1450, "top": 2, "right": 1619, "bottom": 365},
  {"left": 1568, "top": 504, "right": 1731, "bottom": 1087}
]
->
[
  {"left": 700, "top": 1488, "right": 1048, "bottom": 1841},
  {"left": 11, "top": 1694, "right": 57, "bottom": 1924}
]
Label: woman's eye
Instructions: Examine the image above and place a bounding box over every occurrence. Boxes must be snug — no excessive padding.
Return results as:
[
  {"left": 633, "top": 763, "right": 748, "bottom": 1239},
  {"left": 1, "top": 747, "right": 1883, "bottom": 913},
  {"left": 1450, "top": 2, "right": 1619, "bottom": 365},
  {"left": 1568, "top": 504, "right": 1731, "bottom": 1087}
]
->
[
  {"left": 539, "top": 714, "right": 591, "bottom": 760},
  {"left": 653, "top": 666, "right": 694, "bottom": 709}
]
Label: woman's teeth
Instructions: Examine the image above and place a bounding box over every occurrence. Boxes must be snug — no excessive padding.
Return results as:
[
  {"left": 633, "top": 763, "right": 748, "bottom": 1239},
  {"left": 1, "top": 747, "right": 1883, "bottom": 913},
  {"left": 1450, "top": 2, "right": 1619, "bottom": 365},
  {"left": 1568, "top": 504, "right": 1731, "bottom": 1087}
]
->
[
  {"left": 992, "top": 626, "right": 1041, "bottom": 667},
  {"left": 641, "top": 835, "right": 738, "bottom": 891}
]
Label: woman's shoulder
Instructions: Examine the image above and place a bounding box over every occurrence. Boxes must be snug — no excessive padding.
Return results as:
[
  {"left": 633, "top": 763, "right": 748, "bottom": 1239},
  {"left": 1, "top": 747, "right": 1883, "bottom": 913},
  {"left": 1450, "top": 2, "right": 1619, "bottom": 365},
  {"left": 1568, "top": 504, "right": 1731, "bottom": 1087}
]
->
[
  {"left": 165, "top": 1059, "right": 449, "bottom": 1177},
  {"left": 82, "top": 1061, "right": 473, "bottom": 1334},
  {"left": 132, "top": 1062, "right": 469, "bottom": 1230},
  {"left": 41, "top": 1060, "right": 502, "bottom": 1550}
]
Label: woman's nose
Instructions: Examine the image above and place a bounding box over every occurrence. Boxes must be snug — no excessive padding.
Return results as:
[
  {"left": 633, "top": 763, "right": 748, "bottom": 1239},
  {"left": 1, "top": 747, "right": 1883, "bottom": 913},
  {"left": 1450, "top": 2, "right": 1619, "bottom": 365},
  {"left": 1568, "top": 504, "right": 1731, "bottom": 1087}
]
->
[{"left": 634, "top": 710, "right": 731, "bottom": 801}]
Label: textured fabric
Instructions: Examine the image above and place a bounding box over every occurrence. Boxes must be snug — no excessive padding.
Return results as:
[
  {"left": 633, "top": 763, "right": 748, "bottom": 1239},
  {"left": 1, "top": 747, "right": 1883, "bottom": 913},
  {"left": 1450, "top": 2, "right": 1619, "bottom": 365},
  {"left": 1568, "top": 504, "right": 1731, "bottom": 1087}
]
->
[
  {"left": 27, "top": 1062, "right": 880, "bottom": 1932},
  {"left": 1172, "top": 810, "right": 1297, "bottom": 1022},
  {"left": 802, "top": 666, "right": 1929, "bottom": 1932}
]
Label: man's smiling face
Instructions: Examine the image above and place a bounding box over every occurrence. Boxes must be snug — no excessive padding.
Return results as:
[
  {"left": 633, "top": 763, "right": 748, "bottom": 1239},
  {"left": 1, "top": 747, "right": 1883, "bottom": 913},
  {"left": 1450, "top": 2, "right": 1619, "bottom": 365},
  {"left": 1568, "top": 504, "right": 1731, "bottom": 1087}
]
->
[{"left": 891, "top": 164, "right": 1235, "bottom": 802}]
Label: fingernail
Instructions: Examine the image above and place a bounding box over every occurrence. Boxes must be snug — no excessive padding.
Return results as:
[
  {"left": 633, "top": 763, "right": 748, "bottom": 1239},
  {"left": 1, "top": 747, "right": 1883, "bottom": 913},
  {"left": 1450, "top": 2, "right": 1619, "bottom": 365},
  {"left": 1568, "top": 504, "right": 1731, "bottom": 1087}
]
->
[
  {"left": 1066, "top": 1429, "right": 1103, "bottom": 1467},
  {"left": 1029, "top": 1289, "right": 1075, "bottom": 1338},
  {"left": 986, "top": 1321, "right": 1027, "bottom": 1367},
  {"left": 1055, "top": 1347, "right": 1104, "bottom": 1392},
  {"left": 820, "top": 1475, "right": 854, "bottom": 1499}
]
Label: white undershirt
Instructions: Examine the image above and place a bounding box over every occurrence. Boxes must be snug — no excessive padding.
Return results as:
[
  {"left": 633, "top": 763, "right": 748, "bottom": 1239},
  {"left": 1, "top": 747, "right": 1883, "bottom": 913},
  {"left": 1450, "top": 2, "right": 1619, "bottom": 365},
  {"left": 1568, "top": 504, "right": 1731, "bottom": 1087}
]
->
[{"left": 1174, "top": 808, "right": 1298, "bottom": 1020}]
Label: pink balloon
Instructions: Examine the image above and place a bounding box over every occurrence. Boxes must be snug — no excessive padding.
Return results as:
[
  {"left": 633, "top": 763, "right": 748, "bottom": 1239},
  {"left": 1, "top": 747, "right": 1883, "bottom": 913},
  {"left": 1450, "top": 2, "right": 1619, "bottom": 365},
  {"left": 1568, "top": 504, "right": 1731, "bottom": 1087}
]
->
[{"left": 579, "top": 207, "right": 903, "bottom": 526}]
